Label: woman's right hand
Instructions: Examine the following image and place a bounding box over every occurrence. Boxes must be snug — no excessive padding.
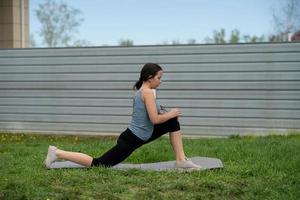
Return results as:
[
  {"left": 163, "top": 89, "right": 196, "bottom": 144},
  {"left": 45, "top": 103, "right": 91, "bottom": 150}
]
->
[{"left": 169, "top": 108, "right": 181, "bottom": 118}]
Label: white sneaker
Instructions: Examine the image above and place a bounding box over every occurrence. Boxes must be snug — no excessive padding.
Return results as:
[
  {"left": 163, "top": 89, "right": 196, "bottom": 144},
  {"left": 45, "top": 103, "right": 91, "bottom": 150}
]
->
[
  {"left": 44, "top": 145, "right": 58, "bottom": 168},
  {"left": 175, "top": 158, "right": 203, "bottom": 171}
]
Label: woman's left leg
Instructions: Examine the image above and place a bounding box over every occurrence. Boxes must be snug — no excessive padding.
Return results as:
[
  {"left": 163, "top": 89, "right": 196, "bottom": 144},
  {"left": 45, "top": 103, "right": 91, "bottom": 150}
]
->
[
  {"left": 148, "top": 117, "right": 201, "bottom": 169},
  {"left": 169, "top": 130, "right": 186, "bottom": 163},
  {"left": 147, "top": 117, "right": 185, "bottom": 162}
]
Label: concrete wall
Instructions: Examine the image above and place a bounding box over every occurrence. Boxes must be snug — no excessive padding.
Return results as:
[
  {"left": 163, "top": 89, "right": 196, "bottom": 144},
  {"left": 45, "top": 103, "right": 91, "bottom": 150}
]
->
[
  {"left": 0, "top": 43, "right": 299, "bottom": 136},
  {"left": 0, "top": 0, "right": 29, "bottom": 48}
]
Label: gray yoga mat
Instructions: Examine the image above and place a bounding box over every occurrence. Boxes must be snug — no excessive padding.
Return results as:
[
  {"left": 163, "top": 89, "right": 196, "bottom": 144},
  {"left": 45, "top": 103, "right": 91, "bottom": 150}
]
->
[{"left": 48, "top": 157, "right": 223, "bottom": 171}]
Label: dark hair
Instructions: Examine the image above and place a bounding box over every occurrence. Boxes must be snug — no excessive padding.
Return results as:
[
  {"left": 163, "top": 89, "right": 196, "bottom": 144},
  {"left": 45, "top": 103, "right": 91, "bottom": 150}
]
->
[{"left": 133, "top": 63, "right": 163, "bottom": 90}]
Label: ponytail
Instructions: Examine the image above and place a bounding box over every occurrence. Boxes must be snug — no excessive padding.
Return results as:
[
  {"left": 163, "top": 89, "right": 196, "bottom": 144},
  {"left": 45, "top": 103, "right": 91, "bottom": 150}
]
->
[{"left": 133, "top": 78, "right": 143, "bottom": 90}]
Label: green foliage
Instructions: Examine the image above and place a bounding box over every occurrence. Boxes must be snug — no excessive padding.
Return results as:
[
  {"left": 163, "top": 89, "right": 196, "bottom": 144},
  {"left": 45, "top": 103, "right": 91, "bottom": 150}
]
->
[
  {"left": 205, "top": 28, "right": 267, "bottom": 44},
  {"left": 214, "top": 28, "right": 226, "bottom": 44},
  {"left": 229, "top": 29, "right": 241, "bottom": 43},
  {"left": 0, "top": 133, "right": 299, "bottom": 199},
  {"left": 118, "top": 39, "right": 134, "bottom": 47},
  {"left": 243, "top": 34, "right": 266, "bottom": 43}
]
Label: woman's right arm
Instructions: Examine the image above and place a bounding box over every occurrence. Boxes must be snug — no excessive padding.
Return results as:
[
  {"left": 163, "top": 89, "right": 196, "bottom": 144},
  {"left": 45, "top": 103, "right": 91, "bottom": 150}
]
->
[{"left": 143, "top": 89, "right": 181, "bottom": 124}]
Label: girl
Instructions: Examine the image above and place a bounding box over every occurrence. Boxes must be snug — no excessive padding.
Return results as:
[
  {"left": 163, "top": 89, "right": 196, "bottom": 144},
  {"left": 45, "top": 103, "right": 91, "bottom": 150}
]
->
[{"left": 45, "top": 63, "right": 201, "bottom": 170}]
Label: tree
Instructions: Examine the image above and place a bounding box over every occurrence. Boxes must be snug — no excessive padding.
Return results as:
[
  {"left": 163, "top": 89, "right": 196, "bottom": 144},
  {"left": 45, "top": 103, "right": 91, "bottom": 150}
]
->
[
  {"left": 272, "top": 0, "right": 300, "bottom": 41},
  {"left": 204, "top": 28, "right": 226, "bottom": 44},
  {"left": 243, "top": 35, "right": 266, "bottom": 43},
  {"left": 35, "top": 0, "right": 88, "bottom": 47},
  {"left": 187, "top": 39, "right": 197, "bottom": 44},
  {"left": 30, "top": 34, "right": 37, "bottom": 47},
  {"left": 171, "top": 40, "right": 181, "bottom": 45},
  {"left": 213, "top": 28, "right": 226, "bottom": 44},
  {"left": 205, "top": 28, "right": 266, "bottom": 44},
  {"left": 72, "top": 39, "right": 92, "bottom": 47},
  {"left": 229, "top": 29, "right": 240, "bottom": 43},
  {"left": 118, "top": 39, "right": 134, "bottom": 46}
]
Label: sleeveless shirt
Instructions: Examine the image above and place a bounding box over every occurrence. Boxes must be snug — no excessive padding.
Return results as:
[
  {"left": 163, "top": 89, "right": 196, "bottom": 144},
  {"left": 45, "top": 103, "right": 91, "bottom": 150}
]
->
[{"left": 128, "top": 89, "right": 160, "bottom": 141}]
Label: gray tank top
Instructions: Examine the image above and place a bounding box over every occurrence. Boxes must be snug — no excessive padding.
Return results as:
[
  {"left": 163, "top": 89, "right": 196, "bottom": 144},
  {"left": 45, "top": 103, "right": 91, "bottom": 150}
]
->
[{"left": 128, "top": 89, "right": 160, "bottom": 141}]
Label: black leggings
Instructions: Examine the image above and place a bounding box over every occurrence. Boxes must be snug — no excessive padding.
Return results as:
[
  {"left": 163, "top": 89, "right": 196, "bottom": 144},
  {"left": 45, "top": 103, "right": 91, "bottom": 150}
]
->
[{"left": 91, "top": 117, "right": 180, "bottom": 167}]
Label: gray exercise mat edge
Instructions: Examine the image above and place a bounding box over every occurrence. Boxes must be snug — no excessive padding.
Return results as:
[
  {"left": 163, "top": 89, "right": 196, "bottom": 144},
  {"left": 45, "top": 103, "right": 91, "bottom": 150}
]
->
[{"left": 113, "top": 157, "right": 223, "bottom": 171}]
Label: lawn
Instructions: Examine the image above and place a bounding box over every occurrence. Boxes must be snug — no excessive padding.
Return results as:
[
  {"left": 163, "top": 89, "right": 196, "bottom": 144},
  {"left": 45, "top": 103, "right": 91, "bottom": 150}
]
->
[{"left": 0, "top": 132, "right": 299, "bottom": 200}]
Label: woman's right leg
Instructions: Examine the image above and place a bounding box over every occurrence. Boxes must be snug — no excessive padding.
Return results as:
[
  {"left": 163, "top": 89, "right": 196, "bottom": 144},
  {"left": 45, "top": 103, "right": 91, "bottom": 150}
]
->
[
  {"left": 46, "top": 129, "right": 144, "bottom": 168},
  {"left": 56, "top": 149, "right": 93, "bottom": 167},
  {"left": 91, "top": 129, "right": 144, "bottom": 167}
]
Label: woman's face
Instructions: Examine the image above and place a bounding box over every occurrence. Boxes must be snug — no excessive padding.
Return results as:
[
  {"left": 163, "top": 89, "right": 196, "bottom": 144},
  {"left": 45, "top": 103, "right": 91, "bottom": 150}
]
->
[{"left": 149, "top": 70, "right": 163, "bottom": 89}]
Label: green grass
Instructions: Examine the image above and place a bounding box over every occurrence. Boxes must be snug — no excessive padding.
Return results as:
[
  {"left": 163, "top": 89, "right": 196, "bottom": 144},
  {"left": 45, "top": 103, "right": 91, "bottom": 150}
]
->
[{"left": 0, "top": 132, "right": 299, "bottom": 200}]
